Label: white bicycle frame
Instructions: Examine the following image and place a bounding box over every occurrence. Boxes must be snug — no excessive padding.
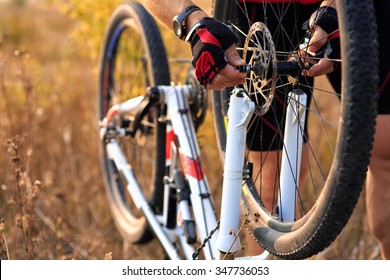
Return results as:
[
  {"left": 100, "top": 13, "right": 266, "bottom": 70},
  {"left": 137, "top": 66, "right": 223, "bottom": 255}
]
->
[{"left": 101, "top": 84, "right": 306, "bottom": 260}]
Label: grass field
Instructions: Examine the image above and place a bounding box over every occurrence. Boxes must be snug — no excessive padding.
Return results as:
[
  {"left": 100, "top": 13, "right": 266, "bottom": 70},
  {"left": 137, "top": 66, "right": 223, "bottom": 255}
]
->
[{"left": 0, "top": 0, "right": 381, "bottom": 260}]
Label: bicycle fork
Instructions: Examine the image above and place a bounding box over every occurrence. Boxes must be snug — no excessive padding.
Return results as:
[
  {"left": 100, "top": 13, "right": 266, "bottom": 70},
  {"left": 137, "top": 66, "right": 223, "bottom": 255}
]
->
[
  {"left": 278, "top": 89, "right": 307, "bottom": 222},
  {"left": 216, "top": 88, "right": 307, "bottom": 257},
  {"left": 217, "top": 88, "right": 255, "bottom": 256}
]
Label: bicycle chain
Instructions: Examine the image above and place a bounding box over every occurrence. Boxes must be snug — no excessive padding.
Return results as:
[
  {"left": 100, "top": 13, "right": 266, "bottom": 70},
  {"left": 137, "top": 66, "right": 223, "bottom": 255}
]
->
[
  {"left": 192, "top": 178, "right": 259, "bottom": 260},
  {"left": 192, "top": 220, "right": 220, "bottom": 260},
  {"left": 191, "top": 208, "right": 262, "bottom": 260}
]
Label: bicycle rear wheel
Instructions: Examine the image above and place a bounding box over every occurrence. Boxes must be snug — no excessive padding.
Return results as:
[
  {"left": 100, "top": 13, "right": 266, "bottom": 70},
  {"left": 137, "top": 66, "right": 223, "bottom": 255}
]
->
[
  {"left": 98, "top": 2, "right": 170, "bottom": 243},
  {"left": 212, "top": 0, "right": 379, "bottom": 259}
]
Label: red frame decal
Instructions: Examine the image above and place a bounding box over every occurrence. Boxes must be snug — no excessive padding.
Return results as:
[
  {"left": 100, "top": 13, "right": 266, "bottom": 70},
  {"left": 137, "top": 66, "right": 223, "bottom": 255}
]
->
[
  {"left": 166, "top": 129, "right": 204, "bottom": 180},
  {"left": 179, "top": 153, "right": 205, "bottom": 181},
  {"left": 166, "top": 129, "right": 176, "bottom": 161}
]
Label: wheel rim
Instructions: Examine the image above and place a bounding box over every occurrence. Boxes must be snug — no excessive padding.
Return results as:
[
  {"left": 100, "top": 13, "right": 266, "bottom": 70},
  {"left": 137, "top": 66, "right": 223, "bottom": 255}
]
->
[
  {"left": 212, "top": 1, "right": 377, "bottom": 258},
  {"left": 101, "top": 16, "right": 156, "bottom": 226},
  {"left": 232, "top": 4, "right": 340, "bottom": 223}
]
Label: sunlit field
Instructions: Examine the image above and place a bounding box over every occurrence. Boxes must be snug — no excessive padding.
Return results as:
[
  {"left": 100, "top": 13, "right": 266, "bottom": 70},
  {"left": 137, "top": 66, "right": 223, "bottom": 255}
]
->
[{"left": 0, "top": 0, "right": 381, "bottom": 260}]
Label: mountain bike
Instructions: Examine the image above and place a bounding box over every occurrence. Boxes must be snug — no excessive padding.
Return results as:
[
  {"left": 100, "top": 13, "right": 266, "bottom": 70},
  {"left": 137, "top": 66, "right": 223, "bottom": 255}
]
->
[{"left": 97, "top": 1, "right": 379, "bottom": 260}]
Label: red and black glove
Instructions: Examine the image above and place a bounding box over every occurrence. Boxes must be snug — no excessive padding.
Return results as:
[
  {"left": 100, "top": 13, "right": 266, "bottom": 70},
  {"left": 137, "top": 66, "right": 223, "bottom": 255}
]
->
[
  {"left": 189, "top": 17, "right": 239, "bottom": 88},
  {"left": 305, "top": 6, "right": 340, "bottom": 61}
]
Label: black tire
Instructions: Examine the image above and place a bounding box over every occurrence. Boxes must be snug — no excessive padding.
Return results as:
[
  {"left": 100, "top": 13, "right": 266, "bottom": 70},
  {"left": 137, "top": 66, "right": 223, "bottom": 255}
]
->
[
  {"left": 211, "top": 0, "right": 379, "bottom": 259},
  {"left": 98, "top": 3, "right": 170, "bottom": 244}
]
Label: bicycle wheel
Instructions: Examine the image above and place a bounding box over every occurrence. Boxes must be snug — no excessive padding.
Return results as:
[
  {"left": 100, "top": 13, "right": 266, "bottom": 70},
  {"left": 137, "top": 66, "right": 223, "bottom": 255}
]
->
[
  {"left": 98, "top": 2, "right": 170, "bottom": 243},
  {"left": 211, "top": 0, "right": 379, "bottom": 259}
]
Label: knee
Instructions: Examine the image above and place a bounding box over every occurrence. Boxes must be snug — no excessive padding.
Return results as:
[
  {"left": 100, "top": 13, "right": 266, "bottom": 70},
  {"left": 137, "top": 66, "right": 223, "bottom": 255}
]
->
[
  {"left": 367, "top": 205, "right": 390, "bottom": 259},
  {"left": 369, "top": 216, "right": 388, "bottom": 242}
]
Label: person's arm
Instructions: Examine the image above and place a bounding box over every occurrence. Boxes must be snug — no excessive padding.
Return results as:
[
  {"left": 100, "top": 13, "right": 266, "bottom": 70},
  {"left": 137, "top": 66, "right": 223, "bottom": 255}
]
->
[
  {"left": 309, "top": 0, "right": 336, "bottom": 52},
  {"left": 141, "top": 1, "right": 208, "bottom": 32},
  {"left": 320, "top": 0, "right": 336, "bottom": 8},
  {"left": 141, "top": 0, "right": 245, "bottom": 90},
  {"left": 302, "top": 0, "right": 340, "bottom": 76}
]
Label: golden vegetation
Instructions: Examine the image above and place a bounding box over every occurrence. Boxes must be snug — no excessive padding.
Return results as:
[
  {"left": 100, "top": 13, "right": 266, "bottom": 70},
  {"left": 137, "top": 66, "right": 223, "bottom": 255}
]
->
[
  {"left": 0, "top": 0, "right": 221, "bottom": 260},
  {"left": 0, "top": 0, "right": 380, "bottom": 260}
]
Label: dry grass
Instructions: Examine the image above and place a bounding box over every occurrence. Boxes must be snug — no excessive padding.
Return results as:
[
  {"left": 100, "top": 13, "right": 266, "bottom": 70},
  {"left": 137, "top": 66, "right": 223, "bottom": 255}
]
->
[
  {"left": 1, "top": 1, "right": 133, "bottom": 260},
  {"left": 0, "top": 0, "right": 221, "bottom": 260},
  {"left": 0, "top": 1, "right": 380, "bottom": 260}
]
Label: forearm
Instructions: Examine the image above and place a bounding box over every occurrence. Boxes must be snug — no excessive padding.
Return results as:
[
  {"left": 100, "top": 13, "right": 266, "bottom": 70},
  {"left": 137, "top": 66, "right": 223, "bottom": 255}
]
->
[
  {"left": 321, "top": 0, "right": 337, "bottom": 8},
  {"left": 141, "top": 0, "right": 208, "bottom": 31}
]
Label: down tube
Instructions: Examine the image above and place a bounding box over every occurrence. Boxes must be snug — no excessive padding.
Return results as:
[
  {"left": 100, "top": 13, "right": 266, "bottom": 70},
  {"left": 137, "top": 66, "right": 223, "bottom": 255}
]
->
[{"left": 162, "top": 85, "right": 219, "bottom": 260}]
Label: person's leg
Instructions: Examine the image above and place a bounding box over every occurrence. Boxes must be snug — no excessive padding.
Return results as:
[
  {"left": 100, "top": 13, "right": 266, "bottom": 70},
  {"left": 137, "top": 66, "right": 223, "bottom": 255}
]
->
[
  {"left": 244, "top": 150, "right": 280, "bottom": 255},
  {"left": 366, "top": 0, "right": 390, "bottom": 260},
  {"left": 365, "top": 115, "right": 390, "bottom": 259},
  {"left": 236, "top": 1, "right": 318, "bottom": 257},
  {"left": 244, "top": 148, "right": 309, "bottom": 256}
]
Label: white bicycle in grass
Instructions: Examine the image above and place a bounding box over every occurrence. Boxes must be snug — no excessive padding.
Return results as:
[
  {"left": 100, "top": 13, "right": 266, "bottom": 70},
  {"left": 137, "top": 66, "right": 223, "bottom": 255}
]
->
[{"left": 97, "top": 1, "right": 378, "bottom": 260}]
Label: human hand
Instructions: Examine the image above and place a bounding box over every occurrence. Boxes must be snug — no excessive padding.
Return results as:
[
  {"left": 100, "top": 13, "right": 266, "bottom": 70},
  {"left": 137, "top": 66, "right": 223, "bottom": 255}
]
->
[
  {"left": 206, "top": 44, "right": 246, "bottom": 90},
  {"left": 300, "top": 6, "right": 340, "bottom": 77},
  {"left": 190, "top": 17, "right": 246, "bottom": 90}
]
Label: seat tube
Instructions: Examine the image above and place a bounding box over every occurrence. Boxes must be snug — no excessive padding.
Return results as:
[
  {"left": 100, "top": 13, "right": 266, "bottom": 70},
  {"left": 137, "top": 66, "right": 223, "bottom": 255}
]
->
[{"left": 217, "top": 88, "right": 254, "bottom": 256}]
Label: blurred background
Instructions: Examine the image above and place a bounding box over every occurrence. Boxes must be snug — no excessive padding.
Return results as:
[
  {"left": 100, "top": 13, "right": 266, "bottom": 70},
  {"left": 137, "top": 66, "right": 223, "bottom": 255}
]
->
[{"left": 0, "top": 0, "right": 381, "bottom": 259}]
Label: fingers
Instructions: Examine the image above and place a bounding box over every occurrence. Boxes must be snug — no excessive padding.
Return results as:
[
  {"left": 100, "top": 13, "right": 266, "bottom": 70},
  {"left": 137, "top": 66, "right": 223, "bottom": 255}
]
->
[
  {"left": 299, "top": 49, "right": 317, "bottom": 65},
  {"left": 225, "top": 44, "right": 245, "bottom": 66},
  {"left": 300, "top": 50, "right": 336, "bottom": 77},
  {"left": 207, "top": 64, "right": 245, "bottom": 90},
  {"left": 301, "top": 26, "right": 335, "bottom": 77},
  {"left": 206, "top": 44, "right": 246, "bottom": 90},
  {"left": 308, "top": 25, "right": 328, "bottom": 54},
  {"left": 305, "top": 58, "right": 335, "bottom": 76}
]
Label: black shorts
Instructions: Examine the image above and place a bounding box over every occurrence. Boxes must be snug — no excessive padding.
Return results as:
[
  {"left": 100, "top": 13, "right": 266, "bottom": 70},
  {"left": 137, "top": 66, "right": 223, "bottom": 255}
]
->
[
  {"left": 235, "top": 3, "right": 317, "bottom": 151},
  {"left": 328, "top": 1, "right": 390, "bottom": 114},
  {"left": 236, "top": 2, "right": 390, "bottom": 152}
]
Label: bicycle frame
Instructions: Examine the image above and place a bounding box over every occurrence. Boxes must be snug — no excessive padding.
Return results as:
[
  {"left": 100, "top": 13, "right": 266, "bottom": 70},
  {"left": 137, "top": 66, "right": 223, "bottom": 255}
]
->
[{"left": 101, "top": 84, "right": 306, "bottom": 260}]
